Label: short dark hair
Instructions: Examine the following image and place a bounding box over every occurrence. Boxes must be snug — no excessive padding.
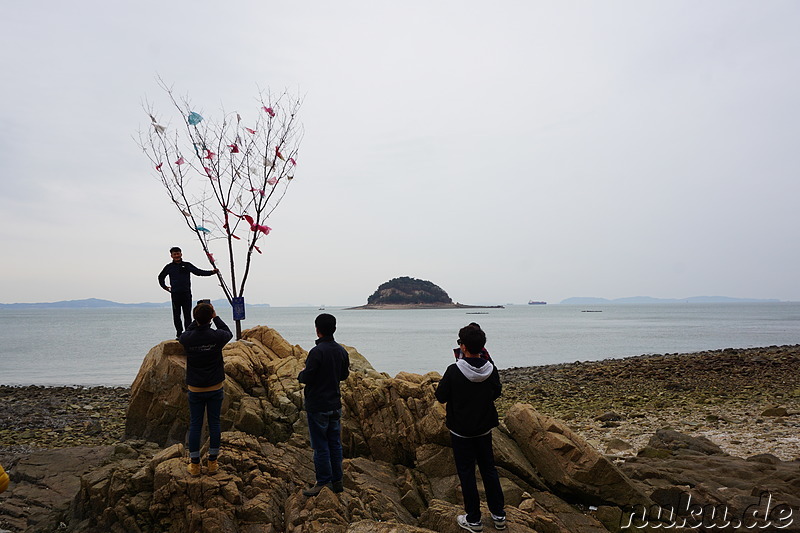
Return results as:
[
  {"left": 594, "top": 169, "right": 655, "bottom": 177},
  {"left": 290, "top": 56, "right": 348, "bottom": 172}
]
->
[
  {"left": 315, "top": 313, "right": 337, "bottom": 336},
  {"left": 170, "top": 246, "right": 182, "bottom": 253},
  {"left": 193, "top": 303, "right": 214, "bottom": 325},
  {"left": 458, "top": 323, "right": 486, "bottom": 355}
]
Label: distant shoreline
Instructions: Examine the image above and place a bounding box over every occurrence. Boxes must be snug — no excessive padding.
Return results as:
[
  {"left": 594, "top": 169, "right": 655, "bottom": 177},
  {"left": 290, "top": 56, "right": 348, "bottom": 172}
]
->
[{"left": 344, "top": 303, "right": 505, "bottom": 310}]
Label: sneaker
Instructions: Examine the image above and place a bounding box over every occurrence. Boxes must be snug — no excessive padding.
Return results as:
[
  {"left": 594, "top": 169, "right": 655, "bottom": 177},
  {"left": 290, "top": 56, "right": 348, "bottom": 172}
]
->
[
  {"left": 302, "top": 483, "right": 332, "bottom": 497},
  {"left": 207, "top": 459, "right": 219, "bottom": 474},
  {"left": 457, "top": 515, "right": 483, "bottom": 532},
  {"left": 491, "top": 513, "right": 507, "bottom": 530},
  {"left": 331, "top": 480, "right": 344, "bottom": 493},
  {"left": 187, "top": 461, "right": 201, "bottom": 477}
]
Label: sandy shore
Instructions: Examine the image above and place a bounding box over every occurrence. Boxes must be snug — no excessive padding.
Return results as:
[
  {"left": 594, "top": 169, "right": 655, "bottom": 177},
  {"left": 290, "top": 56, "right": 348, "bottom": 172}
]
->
[{"left": 1, "top": 345, "right": 798, "bottom": 467}]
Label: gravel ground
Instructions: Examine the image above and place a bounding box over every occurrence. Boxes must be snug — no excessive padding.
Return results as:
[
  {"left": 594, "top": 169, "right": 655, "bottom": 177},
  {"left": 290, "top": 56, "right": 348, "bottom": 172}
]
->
[
  {"left": 1, "top": 344, "right": 798, "bottom": 468},
  {"left": 498, "top": 344, "right": 800, "bottom": 460}
]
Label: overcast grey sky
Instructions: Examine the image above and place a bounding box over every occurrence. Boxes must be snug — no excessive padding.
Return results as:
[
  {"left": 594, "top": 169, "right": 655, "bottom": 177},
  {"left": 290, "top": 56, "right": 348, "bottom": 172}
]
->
[{"left": 2, "top": 1, "right": 799, "bottom": 306}]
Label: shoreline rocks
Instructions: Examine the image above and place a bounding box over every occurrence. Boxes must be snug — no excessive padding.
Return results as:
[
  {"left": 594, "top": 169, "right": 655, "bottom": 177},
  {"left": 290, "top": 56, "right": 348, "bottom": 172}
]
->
[{"left": 2, "top": 342, "right": 799, "bottom": 532}]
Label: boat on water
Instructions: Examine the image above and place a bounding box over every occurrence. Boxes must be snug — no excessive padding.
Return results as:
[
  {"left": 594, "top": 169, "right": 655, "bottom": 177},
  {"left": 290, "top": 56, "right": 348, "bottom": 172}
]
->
[{"left": 528, "top": 300, "right": 546, "bottom": 305}]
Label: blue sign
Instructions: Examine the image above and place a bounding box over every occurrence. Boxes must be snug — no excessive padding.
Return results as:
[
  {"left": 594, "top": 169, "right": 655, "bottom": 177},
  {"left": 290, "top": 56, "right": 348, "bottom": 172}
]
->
[{"left": 232, "top": 297, "right": 245, "bottom": 321}]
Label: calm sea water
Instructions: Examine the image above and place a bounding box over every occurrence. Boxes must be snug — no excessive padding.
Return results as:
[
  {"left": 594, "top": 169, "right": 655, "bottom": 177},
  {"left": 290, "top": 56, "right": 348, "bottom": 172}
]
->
[{"left": 1, "top": 303, "right": 799, "bottom": 386}]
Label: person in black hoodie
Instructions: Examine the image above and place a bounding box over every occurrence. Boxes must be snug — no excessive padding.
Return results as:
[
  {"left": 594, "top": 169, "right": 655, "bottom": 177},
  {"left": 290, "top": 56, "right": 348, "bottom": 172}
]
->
[
  {"left": 435, "top": 323, "right": 506, "bottom": 532},
  {"left": 298, "top": 313, "right": 350, "bottom": 496},
  {"left": 179, "top": 302, "right": 233, "bottom": 476},
  {"left": 157, "top": 247, "right": 218, "bottom": 338}
]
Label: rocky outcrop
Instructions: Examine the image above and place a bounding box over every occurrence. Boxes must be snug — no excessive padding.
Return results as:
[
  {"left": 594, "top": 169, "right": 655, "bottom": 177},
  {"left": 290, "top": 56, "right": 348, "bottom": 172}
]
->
[
  {"left": 6, "top": 326, "right": 797, "bottom": 532},
  {"left": 68, "top": 326, "right": 618, "bottom": 532},
  {"left": 504, "top": 403, "right": 651, "bottom": 508},
  {"left": 366, "top": 277, "right": 453, "bottom": 306},
  {"left": 125, "top": 326, "right": 382, "bottom": 448},
  {"left": 0, "top": 446, "right": 114, "bottom": 532}
]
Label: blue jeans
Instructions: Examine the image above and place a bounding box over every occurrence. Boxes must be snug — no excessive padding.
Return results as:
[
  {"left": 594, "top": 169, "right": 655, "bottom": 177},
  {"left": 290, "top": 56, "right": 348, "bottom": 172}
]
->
[
  {"left": 187, "top": 388, "right": 224, "bottom": 459},
  {"left": 451, "top": 432, "right": 505, "bottom": 523},
  {"left": 307, "top": 409, "right": 343, "bottom": 485}
]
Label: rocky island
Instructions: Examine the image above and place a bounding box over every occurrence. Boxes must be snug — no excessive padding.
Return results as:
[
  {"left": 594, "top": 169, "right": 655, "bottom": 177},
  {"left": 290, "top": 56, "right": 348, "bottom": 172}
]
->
[{"left": 347, "top": 276, "right": 503, "bottom": 310}]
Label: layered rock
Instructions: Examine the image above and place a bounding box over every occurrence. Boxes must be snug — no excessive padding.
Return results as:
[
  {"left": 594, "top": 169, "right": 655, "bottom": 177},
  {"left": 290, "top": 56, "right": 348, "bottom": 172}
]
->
[
  {"left": 503, "top": 403, "right": 651, "bottom": 508},
  {"left": 21, "top": 325, "right": 793, "bottom": 532},
  {"left": 70, "top": 326, "right": 617, "bottom": 532}
]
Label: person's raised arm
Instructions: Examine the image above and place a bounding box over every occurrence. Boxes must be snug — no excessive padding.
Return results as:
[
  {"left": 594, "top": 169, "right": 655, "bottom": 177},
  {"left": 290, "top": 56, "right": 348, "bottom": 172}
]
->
[{"left": 186, "top": 262, "right": 218, "bottom": 277}]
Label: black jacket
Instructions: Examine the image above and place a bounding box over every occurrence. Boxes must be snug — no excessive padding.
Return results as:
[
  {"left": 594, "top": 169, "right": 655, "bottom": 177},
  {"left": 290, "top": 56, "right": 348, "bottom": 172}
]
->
[
  {"left": 158, "top": 261, "right": 215, "bottom": 294},
  {"left": 435, "top": 357, "right": 502, "bottom": 437},
  {"left": 179, "top": 317, "right": 233, "bottom": 387},
  {"left": 298, "top": 336, "right": 350, "bottom": 412}
]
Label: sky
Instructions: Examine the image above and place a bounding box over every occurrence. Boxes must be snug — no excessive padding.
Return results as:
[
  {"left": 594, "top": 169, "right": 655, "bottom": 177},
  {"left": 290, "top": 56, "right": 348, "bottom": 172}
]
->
[{"left": 1, "top": 1, "right": 799, "bottom": 306}]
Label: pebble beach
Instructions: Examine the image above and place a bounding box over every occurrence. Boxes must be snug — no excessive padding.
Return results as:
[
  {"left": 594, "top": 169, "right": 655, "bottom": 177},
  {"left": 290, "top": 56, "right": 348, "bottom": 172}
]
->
[{"left": 1, "top": 344, "right": 798, "bottom": 468}]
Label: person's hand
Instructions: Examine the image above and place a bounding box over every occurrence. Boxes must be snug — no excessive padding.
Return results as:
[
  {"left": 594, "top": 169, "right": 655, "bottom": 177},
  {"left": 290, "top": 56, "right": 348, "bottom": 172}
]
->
[
  {"left": 213, "top": 268, "right": 219, "bottom": 274},
  {"left": 209, "top": 304, "right": 217, "bottom": 318},
  {"left": 164, "top": 286, "right": 171, "bottom": 292}
]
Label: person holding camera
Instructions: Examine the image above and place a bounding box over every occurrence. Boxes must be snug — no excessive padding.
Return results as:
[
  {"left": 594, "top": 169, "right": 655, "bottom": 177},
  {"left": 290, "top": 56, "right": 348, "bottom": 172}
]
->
[
  {"left": 435, "top": 323, "right": 506, "bottom": 532},
  {"left": 158, "top": 246, "right": 219, "bottom": 338},
  {"left": 179, "top": 301, "right": 232, "bottom": 476}
]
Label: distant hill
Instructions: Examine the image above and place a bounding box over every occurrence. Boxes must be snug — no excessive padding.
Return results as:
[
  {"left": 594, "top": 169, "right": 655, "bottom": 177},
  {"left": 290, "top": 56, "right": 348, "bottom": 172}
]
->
[
  {"left": 348, "top": 276, "right": 503, "bottom": 310},
  {"left": 367, "top": 276, "right": 453, "bottom": 306},
  {"left": 560, "top": 296, "right": 782, "bottom": 305},
  {"left": 0, "top": 298, "right": 270, "bottom": 309}
]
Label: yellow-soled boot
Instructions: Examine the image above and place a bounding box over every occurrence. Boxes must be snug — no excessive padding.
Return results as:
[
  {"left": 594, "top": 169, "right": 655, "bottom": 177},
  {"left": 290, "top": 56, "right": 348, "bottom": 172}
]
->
[
  {"left": 0, "top": 464, "right": 9, "bottom": 493},
  {"left": 207, "top": 459, "right": 218, "bottom": 474},
  {"left": 187, "top": 461, "right": 201, "bottom": 477}
]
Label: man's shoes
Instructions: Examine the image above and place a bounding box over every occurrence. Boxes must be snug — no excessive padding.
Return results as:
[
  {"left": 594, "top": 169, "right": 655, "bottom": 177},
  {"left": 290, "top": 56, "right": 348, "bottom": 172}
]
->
[
  {"left": 187, "top": 461, "right": 201, "bottom": 477},
  {"left": 491, "top": 513, "right": 507, "bottom": 530},
  {"left": 457, "top": 515, "right": 483, "bottom": 532},
  {"left": 207, "top": 459, "right": 219, "bottom": 474},
  {"left": 302, "top": 483, "right": 333, "bottom": 497},
  {"left": 331, "top": 480, "right": 344, "bottom": 493}
]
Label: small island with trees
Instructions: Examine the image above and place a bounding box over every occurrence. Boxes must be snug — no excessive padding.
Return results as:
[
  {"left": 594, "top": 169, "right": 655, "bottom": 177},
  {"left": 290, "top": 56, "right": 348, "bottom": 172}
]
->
[{"left": 347, "top": 276, "right": 504, "bottom": 310}]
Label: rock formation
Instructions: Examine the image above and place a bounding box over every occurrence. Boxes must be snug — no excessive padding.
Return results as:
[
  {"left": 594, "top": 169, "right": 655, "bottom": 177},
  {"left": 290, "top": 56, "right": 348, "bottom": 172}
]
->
[
  {"left": 3, "top": 325, "right": 799, "bottom": 532},
  {"left": 366, "top": 276, "right": 453, "bottom": 306}
]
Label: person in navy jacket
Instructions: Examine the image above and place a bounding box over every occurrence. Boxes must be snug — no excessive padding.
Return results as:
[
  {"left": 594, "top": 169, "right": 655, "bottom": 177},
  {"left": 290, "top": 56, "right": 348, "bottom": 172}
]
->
[
  {"left": 179, "top": 302, "right": 232, "bottom": 476},
  {"left": 298, "top": 313, "right": 350, "bottom": 496},
  {"left": 158, "top": 246, "right": 218, "bottom": 338}
]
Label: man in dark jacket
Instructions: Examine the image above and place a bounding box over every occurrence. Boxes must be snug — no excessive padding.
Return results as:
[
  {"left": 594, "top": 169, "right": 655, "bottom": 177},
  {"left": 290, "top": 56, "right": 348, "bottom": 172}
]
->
[
  {"left": 298, "top": 313, "right": 350, "bottom": 496},
  {"left": 435, "top": 323, "right": 506, "bottom": 532},
  {"left": 157, "top": 246, "right": 218, "bottom": 338}
]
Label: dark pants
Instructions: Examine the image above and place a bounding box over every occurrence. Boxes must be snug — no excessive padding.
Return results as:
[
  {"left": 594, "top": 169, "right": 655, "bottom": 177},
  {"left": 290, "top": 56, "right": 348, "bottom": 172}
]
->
[
  {"left": 307, "top": 409, "right": 343, "bottom": 485},
  {"left": 171, "top": 292, "right": 192, "bottom": 336},
  {"left": 451, "top": 432, "right": 505, "bottom": 523},
  {"left": 187, "top": 388, "right": 224, "bottom": 460}
]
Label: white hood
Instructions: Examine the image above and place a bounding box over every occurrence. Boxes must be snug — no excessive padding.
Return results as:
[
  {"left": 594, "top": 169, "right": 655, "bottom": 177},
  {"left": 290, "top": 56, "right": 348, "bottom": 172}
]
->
[{"left": 456, "top": 358, "right": 494, "bottom": 383}]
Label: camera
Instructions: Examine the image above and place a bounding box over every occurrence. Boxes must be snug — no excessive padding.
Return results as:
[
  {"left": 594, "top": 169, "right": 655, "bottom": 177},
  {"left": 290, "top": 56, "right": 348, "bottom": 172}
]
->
[{"left": 197, "top": 299, "right": 211, "bottom": 305}]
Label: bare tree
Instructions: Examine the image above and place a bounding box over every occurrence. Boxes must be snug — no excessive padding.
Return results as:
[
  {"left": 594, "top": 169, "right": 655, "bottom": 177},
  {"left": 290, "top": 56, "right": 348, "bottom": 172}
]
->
[{"left": 139, "top": 82, "right": 303, "bottom": 339}]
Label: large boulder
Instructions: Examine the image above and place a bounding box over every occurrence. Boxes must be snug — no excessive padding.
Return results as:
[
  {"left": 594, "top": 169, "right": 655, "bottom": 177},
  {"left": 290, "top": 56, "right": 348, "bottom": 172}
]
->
[
  {"left": 504, "top": 403, "right": 651, "bottom": 508},
  {"left": 125, "top": 326, "right": 382, "bottom": 447},
  {"left": 71, "top": 326, "right": 621, "bottom": 532}
]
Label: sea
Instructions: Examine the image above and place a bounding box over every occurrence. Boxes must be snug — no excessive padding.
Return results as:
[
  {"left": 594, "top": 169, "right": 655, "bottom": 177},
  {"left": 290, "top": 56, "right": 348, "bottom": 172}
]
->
[{"left": 1, "top": 303, "right": 799, "bottom": 387}]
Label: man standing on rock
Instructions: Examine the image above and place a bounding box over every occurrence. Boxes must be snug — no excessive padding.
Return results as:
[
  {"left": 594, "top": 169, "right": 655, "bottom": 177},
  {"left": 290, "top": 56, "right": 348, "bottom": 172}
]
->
[
  {"left": 435, "top": 323, "right": 506, "bottom": 532},
  {"left": 179, "top": 302, "right": 233, "bottom": 476},
  {"left": 158, "top": 246, "right": 218, "bottom": 339},
  {"left": 298, "top": 313, "right": 350, "bottom": 496}
]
